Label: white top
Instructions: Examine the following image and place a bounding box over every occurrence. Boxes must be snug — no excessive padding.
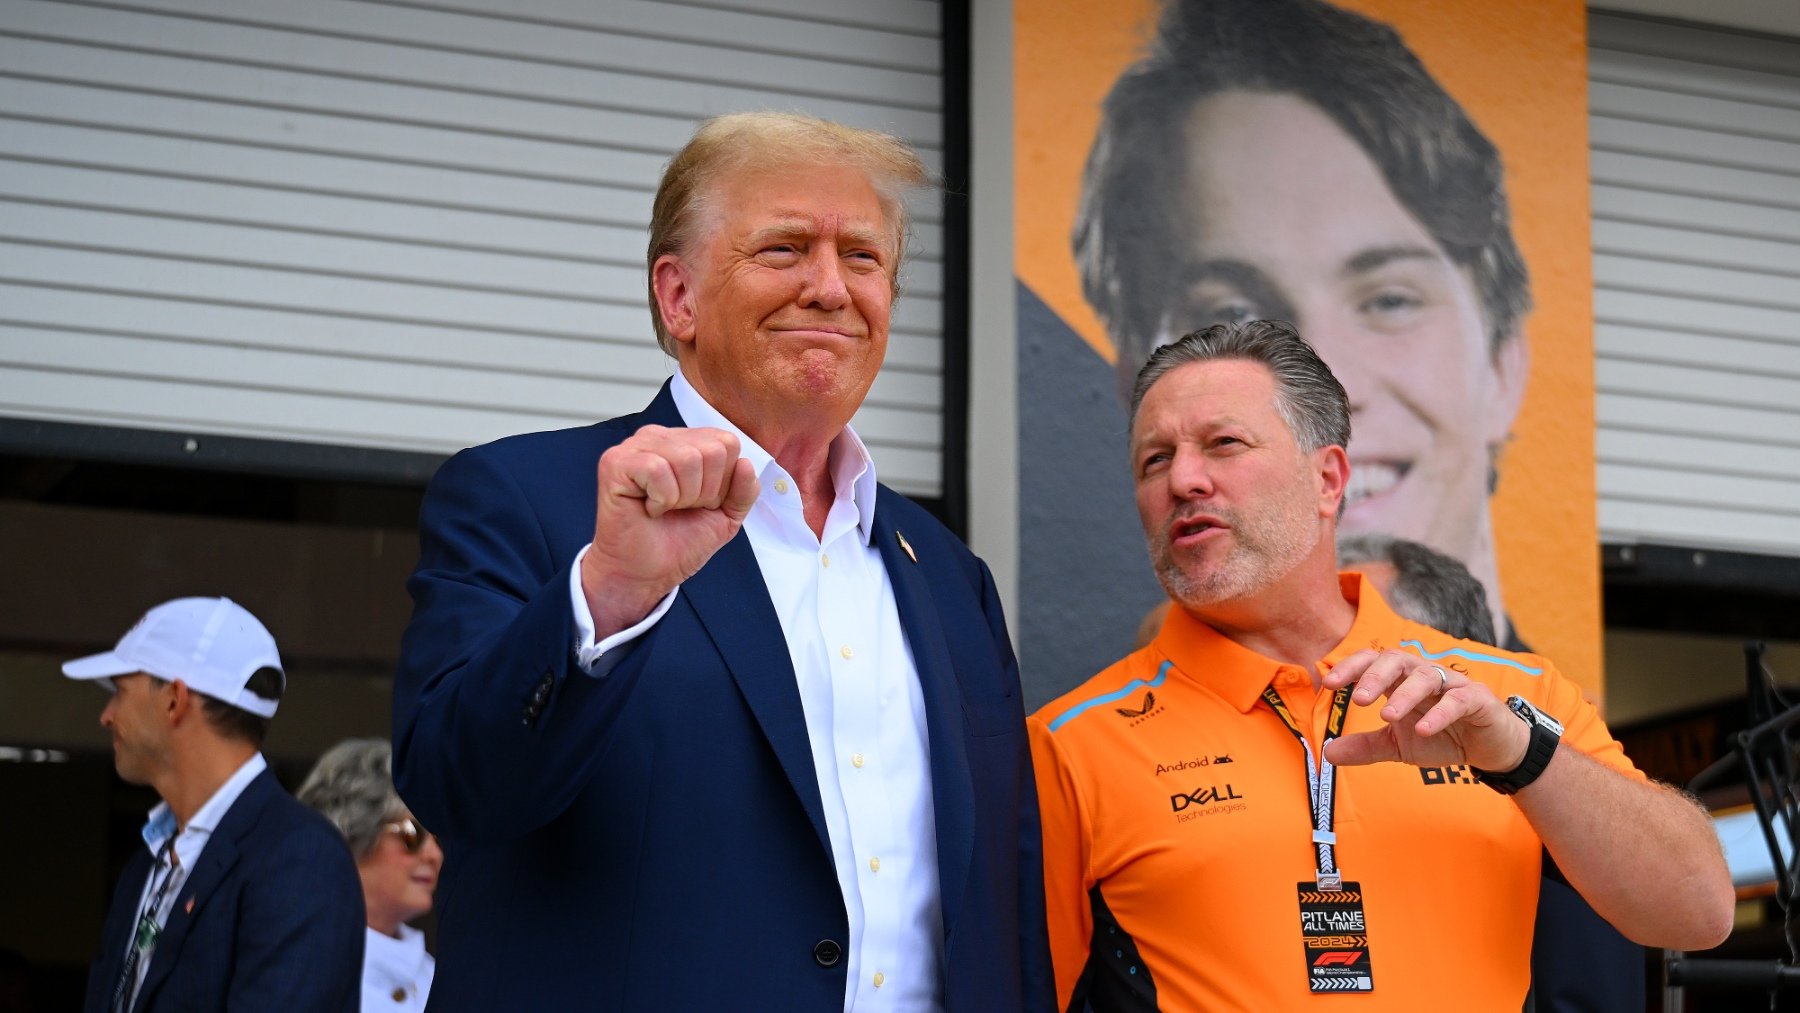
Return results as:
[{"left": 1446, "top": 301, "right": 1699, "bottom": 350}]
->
[
  {"left": 567, "top": 370, "right": 945, "bottom": 1013},
  {"left": 125, "top": 753, "right": 268, "bottom": 1009},
  {"left": 361, "top": 924, "right": 435, "bottom": 1013}
]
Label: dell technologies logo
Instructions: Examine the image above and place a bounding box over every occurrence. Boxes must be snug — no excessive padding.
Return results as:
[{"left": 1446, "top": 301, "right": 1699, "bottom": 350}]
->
[{"left": 1170, "top": 783, "right": 1245, "bottom": 823}]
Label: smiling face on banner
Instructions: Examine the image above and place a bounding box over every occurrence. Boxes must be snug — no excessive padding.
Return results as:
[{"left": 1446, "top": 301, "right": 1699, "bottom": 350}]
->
[
  {"left": 1014, "top": 0, "right": 1596, "bottom": 698},
  {"left": 1157, "top": 90, "right": 1527, "bottom": 634}
]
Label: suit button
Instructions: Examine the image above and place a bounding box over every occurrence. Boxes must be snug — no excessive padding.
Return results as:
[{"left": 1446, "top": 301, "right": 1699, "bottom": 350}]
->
[{"left": 812, "top": 939, "right": 842, "bottom": 967}]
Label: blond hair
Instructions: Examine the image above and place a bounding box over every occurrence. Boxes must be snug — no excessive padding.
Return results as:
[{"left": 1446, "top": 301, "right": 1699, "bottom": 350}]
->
[{"left": 646, "top": 112, "right": 931, "bottom": 354}]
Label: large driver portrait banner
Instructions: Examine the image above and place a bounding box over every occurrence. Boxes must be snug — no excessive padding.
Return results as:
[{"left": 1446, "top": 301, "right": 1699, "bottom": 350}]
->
[{"left": 1014, "top": 0, "right": 1598, "bottom": 708}]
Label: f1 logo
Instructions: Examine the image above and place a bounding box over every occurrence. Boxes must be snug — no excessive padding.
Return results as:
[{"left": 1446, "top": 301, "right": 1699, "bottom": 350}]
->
[{"left": 1313, "top": 951, "right": 1364, "bottom": 967}]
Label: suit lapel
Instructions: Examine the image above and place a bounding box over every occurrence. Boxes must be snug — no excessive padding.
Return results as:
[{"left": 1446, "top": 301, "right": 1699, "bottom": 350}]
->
[
  {"left": 654, "top": 376, "right": 833, "bottom": 854},
  {"left": 650, "top": 380, "right": 973, "bottom": 922},
  {"left": 681, "top": 531, "right": 833, "bottom": 855},
  {"left": 873, "top": 505, "right": 976, "bottom": 941},
  {"left": 132, "top": 773, "right": 266, "bottom": 1011},
  {"left": 91, "top": 853, "right": 150, "bottom": 1013}
]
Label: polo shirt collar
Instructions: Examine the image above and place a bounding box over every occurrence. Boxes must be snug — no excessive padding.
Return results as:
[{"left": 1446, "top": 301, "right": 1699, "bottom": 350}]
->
[{"left": 1156, "top": 573, "right": 1404, "bottom": 713}]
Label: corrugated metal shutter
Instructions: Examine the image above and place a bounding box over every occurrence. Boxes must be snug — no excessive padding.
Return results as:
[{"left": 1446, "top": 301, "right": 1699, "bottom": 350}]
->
[
  {"left": 1590, "top": 12, "right": 1800, "bottom": 555},
  {"left": 0, "top": 0, "right": 948, "bottom": 494}
]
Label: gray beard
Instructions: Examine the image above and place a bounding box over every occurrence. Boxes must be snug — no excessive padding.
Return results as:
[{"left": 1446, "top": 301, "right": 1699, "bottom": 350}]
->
[{"left": 1150, "top": 500, "right": 1322, "bottom": 611}]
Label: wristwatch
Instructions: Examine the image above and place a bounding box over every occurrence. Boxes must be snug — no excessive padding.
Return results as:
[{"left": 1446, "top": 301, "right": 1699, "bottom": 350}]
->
[{"left": 1472, "top": 696, "right": 1564, "bottom": 795}]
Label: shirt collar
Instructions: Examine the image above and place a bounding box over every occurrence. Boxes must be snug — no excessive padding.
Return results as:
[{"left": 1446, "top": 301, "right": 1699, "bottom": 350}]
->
[
  {"left": 668, "top": 370, "right": 879, "bottom": 545},
  {"left": 142, "top": 752, "right": 268, "bottom": 856},
  {"left": 365, "top": 924, "right": 429, "bottom": 972},
  {"left": 1153, "top": 573, "right": 1405, "bottom": 713}
]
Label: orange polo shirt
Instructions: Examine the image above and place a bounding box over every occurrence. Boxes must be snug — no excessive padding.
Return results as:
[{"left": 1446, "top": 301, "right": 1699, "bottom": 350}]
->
[{"left": 1028, "top": 574, "right": 1642, "bottom": 1012}]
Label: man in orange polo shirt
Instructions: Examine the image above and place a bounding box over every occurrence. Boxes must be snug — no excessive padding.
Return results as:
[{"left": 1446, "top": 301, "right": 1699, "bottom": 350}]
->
[{"left": 1028, "top": 320, "right": 1733, "bottom": 1011}]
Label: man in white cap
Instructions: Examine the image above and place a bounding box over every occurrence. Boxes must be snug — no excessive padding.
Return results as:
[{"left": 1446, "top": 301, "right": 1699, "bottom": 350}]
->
[{"left": 64, "top": 596, "right": 364, "bottom": 1013}]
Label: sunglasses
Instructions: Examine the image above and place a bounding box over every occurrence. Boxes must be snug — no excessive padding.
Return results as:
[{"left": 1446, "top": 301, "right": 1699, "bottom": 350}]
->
[{"left": 382, "top": 818, "right": 435, "bottom": 854}]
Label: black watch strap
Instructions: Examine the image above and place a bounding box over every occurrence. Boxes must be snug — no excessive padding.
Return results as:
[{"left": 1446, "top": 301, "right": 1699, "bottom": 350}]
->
[{"left": 1473, "top": 696, "right": 1562, "bottom": 795}]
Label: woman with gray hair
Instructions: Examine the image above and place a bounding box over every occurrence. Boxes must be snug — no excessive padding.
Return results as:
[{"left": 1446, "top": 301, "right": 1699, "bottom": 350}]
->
[{"left": 299, "top": 738, "right": 441, "bottom": 1012}]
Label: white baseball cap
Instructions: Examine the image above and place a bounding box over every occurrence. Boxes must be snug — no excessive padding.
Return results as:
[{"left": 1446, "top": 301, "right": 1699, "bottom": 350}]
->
[{"left": 62, "top": 597, "right": 285, "bottom": 718}]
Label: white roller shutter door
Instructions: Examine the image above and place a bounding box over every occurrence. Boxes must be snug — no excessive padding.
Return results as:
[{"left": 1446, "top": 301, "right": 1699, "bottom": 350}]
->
[
  {"left": 1590, "top": 12, "right": 1800, "bottom": 556},
  {"left": 0, "top": 0, "right": 948, "bottom": 494}
]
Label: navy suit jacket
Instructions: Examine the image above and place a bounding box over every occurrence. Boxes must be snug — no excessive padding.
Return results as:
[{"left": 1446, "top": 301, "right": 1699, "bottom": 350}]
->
[
  {"left": 86, "top": 768, "right": 365, "bottom": 1013},
  {"left": 394, "top": 384, "right": 1054, "bottom": 1011}
]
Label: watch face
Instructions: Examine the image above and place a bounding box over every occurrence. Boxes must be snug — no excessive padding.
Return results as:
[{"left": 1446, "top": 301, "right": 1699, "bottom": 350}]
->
[{"left": 1508, "top": 696, "right": 1565, "bottom": 737}]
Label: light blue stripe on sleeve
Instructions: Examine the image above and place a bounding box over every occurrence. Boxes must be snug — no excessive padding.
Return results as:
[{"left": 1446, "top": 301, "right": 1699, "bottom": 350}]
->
[
  {"left": 1399, "top": 639, "right": 1542, "bottom": 676},
  {"left": 1048, "top": 660, "right": 1173, "bottom": 732}
]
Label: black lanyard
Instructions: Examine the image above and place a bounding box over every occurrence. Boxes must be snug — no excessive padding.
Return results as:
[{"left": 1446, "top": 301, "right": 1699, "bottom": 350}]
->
[
  {"left": 1261, "top": 683, "right": 1353, "bottom": 891},
  {"left": 113, "top": 838, "right": 178, "bottom": 1013}
]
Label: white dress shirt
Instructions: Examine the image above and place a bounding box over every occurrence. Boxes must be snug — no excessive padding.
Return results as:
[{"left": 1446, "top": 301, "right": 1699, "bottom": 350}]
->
[
  {"left": 567, "top": 370, "right": 945, "bottom": 1013},
  {"left": 361, "top": 924, "right": 435, "bottom": 1012},
  {"left": 124, "top": 753, "right": 268, "bottom": 1009}
]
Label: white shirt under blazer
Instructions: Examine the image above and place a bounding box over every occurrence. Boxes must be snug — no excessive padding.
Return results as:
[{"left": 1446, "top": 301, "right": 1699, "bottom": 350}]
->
[{"left": 567, "top": 369, "right": 944, "bottom": 1013}]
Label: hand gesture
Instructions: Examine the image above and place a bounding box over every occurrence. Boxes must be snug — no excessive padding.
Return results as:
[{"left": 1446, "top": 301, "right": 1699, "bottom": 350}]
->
[
  {"left": 1320, "top": 650, "right": 1528, "bottom": 772},
  {"left": 580, "top": 425, "right": 760, "bottom": 636}
]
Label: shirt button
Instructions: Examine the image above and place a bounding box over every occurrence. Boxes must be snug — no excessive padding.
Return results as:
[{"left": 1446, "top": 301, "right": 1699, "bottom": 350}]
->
[
  {"left": 869, "top": 856, "right": 880, "bottom": 873},
  {"left": 774, "top": 478, "right": 790, "bottom": 495},
  {"left": 821, "top": 553, "right": 830, "bottom": 568},
  {"left": 839, "top": 645, "right": 853, "bottom": 660},
  {"left": 851, "top": 753, "right": 865, "bottom": 768},
  {"left": 872, "top": 971, "right": 885, "bottom": 988}
]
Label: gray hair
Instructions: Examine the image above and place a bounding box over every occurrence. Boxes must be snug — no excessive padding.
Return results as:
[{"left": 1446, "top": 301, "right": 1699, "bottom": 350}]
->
[
  {"left": 1130, "top": 319, "right": 1350, "bottom": 454},
  {"left": 297, "top": 738, "right": 407, "bottom": 859},
  {"left": 1338, "top": 533, "right": 1495, "bottom": 643}
]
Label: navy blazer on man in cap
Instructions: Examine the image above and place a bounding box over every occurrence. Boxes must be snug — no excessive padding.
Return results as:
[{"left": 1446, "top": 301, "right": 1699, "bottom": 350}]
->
[{"left": 86, "top": 768, "right": 364, "bottom": 1012}]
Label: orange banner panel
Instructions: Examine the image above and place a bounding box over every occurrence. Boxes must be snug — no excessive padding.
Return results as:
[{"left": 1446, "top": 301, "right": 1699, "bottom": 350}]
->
[{"left": 1015, "top": 0, "right": 1600, "bottom": 697}]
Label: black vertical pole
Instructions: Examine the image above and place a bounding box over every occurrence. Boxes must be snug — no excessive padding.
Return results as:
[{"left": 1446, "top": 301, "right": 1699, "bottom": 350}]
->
[{"left": 939, "top": 0, "right": 973, "bottom": 538}]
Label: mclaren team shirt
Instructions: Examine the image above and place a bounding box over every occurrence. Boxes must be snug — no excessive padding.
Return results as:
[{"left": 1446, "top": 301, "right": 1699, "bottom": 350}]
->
[{"left": 1028, "top": 574, "right": 1643, "bottom": 1012}]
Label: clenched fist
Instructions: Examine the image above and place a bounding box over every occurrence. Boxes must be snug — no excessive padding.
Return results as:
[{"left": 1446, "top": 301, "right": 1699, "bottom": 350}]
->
[{"left": 580, "top": 425, "right": 760, "bottom": 637}]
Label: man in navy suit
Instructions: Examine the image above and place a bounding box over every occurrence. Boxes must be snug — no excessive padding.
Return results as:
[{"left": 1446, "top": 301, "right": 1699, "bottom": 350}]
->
[
  {"left": 393, "top": 112, "right": 1053, "bottom": 1011},
  {"left": 64, "top": 596, "right": 364, "bottom": 1012}
]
